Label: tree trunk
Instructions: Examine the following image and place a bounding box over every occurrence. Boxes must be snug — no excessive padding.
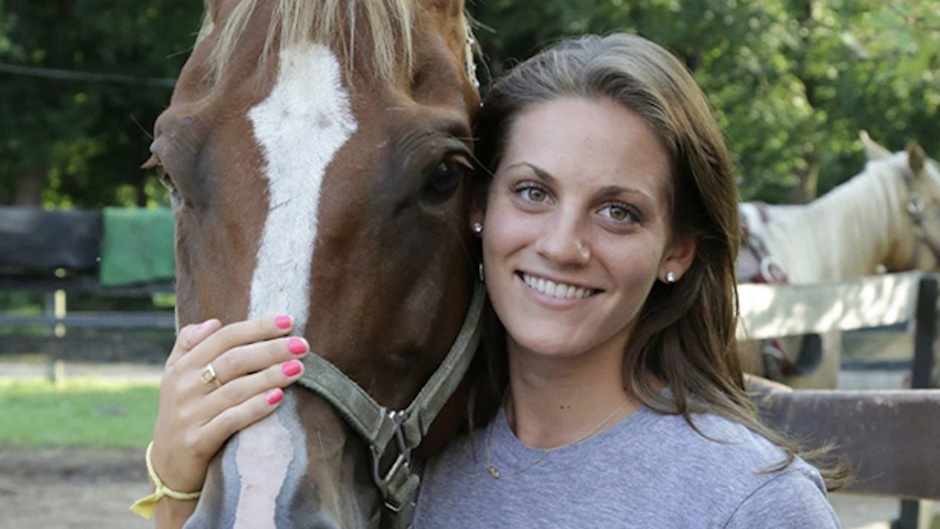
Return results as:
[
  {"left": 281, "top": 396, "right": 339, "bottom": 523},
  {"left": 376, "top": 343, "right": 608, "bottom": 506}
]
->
[
  {"left": 682, "top": 51, "right": 703, "bottom": 73},
  {"left": 789, "top": 0, "right": 821, "bottom": 205},
  {"left": 136, "top": 179, "right": 149, "bottom": 207},
  {"left": 13, "top": 164, "right": 47, "bottom": 206},
  {"left": 787, "top": 153, "right": 819, "bottom": 204}
]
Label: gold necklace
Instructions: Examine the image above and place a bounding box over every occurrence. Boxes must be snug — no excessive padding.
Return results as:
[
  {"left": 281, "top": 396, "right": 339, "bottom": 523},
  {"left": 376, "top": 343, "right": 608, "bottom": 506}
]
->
[{"left": 485, "top": 398, "right": 632, "bottom": 480}]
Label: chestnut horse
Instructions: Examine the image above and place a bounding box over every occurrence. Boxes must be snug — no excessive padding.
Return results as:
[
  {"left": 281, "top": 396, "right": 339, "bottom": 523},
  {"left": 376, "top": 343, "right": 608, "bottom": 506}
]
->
[{"left": 150, "top": 1, "right": 480, "bottom": 527}]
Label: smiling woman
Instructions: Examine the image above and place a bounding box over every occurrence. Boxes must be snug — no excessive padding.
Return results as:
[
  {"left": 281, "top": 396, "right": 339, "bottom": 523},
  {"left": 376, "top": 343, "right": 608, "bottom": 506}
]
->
[
  {"left": 413, "top": 33, "right": 844, "bottom": 528},
  {"left": 479, "top": 96, "right": 688, "bottom": 366}
]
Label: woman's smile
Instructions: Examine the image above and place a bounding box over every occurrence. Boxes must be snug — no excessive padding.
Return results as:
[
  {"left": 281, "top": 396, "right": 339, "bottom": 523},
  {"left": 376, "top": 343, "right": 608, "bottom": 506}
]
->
[{"left": 517, "top": 271, "right": 600, "bottom": 301}]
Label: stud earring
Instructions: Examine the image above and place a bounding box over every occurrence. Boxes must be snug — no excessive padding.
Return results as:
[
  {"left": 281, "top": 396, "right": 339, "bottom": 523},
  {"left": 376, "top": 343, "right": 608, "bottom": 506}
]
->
[
  {"left": 471, "top": 222, "right": 483, "bottom": 235},
  {"left": 665, "top": 271, "right": 677, "bottom": 283},
  {"left": 478, "top": 263, "right": 485, "bottom": 283}
]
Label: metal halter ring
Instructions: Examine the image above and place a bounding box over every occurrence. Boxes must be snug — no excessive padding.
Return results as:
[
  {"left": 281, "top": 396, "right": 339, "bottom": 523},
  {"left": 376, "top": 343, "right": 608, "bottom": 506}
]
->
[{"left": 201, "top": 363, "right": 223, "bottom": 388}]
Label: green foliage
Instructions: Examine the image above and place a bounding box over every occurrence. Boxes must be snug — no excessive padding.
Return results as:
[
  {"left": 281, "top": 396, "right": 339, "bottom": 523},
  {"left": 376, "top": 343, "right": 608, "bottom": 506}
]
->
[
  {"left": 1, "top": 1, "right": 937, "bottom": 205},
  {"left": 0, "top": 378, "right": 158, "bottom": 447},
  {"left": 0, "top": 0, "right": 203, "bottom": 207},
  {"left": 472, "top": 0, "right": 940, "bottom": 202}
]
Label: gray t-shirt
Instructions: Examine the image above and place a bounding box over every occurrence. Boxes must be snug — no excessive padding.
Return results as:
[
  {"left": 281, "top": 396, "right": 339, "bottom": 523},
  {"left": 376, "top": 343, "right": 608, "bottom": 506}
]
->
[{"left": 414, "top": 403, "right": 839, "bottom": 528}]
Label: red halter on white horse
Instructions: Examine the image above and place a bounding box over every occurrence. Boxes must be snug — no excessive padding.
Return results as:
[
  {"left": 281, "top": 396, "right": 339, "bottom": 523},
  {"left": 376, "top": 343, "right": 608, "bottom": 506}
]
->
[{"left": 736, "top": 133, "right": 940, "bottom": 387}]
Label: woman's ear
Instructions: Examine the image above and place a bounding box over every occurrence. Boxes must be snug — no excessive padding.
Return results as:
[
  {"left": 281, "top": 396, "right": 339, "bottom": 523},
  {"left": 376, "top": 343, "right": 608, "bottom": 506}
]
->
[{"left": 660, "top": 232, "right": 696, "bottom": 282}]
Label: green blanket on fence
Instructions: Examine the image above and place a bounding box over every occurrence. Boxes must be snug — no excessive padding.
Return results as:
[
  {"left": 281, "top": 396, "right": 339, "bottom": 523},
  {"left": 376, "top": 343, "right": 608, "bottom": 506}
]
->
[{"left": 99, "top": 208, "right": 175, "bottom": 287}]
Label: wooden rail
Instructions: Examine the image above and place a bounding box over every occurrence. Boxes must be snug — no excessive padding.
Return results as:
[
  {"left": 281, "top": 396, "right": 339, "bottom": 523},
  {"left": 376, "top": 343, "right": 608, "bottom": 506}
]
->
[
  {"left": 738, "top": 273, "right": 938, "bottom": 528},
  {"left": 737, "top": 271, "right": 923, "bottom": 340}
]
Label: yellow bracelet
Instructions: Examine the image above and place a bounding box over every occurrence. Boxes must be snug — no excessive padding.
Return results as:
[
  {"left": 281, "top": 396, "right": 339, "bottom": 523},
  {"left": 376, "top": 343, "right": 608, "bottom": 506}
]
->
[{"left": 129, "top": 441, "right": 202, "bottom": 520}]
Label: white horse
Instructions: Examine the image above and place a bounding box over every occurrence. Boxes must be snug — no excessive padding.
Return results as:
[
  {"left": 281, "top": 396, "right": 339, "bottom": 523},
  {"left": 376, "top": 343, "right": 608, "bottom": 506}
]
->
[{"left": 737, "top": 132, "right": 940, "bottom": 388}]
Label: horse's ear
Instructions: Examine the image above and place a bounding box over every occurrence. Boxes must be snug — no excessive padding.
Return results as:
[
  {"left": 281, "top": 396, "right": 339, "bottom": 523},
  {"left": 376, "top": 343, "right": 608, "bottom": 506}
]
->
[
  {"left": 907, "top": 140, "right": 926, "bottom": 176},
  {"left": 861, "top": 131, "right": 892, "bottom": 160}
]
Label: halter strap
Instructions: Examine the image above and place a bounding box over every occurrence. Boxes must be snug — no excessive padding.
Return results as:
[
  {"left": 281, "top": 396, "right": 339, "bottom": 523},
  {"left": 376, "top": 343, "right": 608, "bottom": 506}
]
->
[
  {"left": 738, "top": 202, "right": 789, "bottom": 285},
  {"left": 297, "top": 281, "right": 486, "bottom": 528},
  {"left": 902, "top": 170, "right": 940, "bottom": 270}
]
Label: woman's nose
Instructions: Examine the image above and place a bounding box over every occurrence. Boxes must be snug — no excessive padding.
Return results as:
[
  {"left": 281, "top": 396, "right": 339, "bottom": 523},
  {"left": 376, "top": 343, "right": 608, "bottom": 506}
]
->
[{"left": 535, "top": 210, "right": 591, "bottom": 265}]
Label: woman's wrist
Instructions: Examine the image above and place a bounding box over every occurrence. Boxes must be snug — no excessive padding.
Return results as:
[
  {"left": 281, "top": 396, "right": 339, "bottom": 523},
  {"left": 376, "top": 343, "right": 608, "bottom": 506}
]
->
[{"left": 130, "top": 442, "right": 202, "bottom": 520}]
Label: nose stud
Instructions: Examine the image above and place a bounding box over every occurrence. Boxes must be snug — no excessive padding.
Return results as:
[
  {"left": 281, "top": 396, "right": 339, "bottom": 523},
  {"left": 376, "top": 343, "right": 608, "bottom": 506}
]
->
[
  {"left": 577, "top": 241, "right": 590, "bottom": 260},
  {"left": 471, "top": 222, "right": 483, "bottom": 235}
]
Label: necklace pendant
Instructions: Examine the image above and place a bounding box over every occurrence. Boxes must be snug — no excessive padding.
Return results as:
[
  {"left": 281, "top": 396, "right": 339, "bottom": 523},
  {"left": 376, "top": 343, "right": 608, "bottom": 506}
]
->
[{"left": 487, "top": 465, "right": 500, "bottom": 479}]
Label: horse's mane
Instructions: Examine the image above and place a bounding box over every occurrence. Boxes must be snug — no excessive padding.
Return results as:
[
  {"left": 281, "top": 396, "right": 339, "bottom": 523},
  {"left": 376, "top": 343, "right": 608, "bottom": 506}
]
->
[
  {"left": 199, "top": 0, "right": 418, "bottom": 86},
  {"left": 755, "top": 152, "right": 911, "bottom": 281}
]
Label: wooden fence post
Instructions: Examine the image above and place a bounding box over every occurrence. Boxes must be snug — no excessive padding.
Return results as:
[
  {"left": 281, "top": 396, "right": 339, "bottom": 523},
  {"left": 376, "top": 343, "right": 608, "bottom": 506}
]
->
[
  {"left": 893, "top": 274, "right": 937, "bottom": 529},
  {"left": 911, "top": 275, "right": 937, "bottom": 390}
]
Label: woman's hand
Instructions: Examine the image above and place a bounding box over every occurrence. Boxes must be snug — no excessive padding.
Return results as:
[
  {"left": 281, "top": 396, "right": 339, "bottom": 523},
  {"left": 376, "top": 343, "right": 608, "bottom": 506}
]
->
[{"left": 150, "top": 314, "right": 308, "bottom": 496}]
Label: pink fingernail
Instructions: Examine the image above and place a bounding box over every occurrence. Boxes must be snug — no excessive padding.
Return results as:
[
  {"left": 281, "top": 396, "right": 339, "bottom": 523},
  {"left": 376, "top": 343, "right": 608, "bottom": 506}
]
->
[
  {"left": 275, "top": 315, "right": 292, "bottom": 329},
  {"left": 281, "top": 360, "right": 302, "bottom": 377},
  {"left": 266, "top": 388, "right": 284, "bottom": 405},
  {"left": 288, "top": 338, "right": 308, "bottom": 355}
]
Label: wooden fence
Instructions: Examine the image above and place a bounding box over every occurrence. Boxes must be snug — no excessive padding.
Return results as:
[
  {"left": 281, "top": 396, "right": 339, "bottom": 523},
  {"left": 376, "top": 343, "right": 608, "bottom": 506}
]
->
[{"left": 738, "top": 271, "right": 938, "bottom": 529}]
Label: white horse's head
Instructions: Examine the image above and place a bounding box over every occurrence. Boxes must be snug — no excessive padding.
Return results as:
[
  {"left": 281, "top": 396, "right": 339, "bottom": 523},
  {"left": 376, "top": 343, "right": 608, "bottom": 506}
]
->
[{"left": 862, "top": 131, "right": 940, "bottom": 272}]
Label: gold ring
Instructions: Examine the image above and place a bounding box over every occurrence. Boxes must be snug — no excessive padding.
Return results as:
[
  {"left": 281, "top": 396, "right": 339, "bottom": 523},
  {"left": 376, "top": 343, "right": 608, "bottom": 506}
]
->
[{"left": 201, "top": 363, "right": 223, "bottom": 388}]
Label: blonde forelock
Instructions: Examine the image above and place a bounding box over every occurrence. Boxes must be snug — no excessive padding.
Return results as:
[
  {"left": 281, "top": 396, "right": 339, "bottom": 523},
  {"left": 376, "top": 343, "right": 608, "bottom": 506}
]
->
[{"left": 197, "top": 0, "right": 418, "bottom": 86}]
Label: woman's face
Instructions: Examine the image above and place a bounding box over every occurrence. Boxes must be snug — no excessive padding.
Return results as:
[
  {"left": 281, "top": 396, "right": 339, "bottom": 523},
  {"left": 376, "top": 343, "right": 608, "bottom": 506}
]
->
[{"left": 476, "top": 96, "right": 694, "bottom": 361}]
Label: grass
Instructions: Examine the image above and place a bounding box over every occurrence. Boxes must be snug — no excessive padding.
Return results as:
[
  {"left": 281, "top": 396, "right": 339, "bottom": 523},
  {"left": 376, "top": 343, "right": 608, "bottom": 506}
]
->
[{"left": 0, "top": 377, "right": 159, "bottom": 448}]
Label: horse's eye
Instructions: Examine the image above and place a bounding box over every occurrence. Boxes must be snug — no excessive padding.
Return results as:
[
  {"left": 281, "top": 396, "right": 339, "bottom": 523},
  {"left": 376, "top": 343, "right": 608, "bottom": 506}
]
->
[
  {"left": 424, "top": 155, "right": 469, "bottom": 201},
  {"left": 157, "top": 166, "right": 177, "bottom": 193},
  {"left": 143, "top": 155, "right": 175, "bottom": 191},
  {"left": 143, "top": 154, "right": 181, "bottom": 206}
]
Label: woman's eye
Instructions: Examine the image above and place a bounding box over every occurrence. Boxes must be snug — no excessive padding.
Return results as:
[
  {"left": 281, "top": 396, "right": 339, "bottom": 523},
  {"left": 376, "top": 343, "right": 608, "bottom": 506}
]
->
[
  {"left": 599, "top": 204, "right": 639, "bottom": 224},
  {"left": 519, "top": 186, "right": 548, "bottom": 203}
]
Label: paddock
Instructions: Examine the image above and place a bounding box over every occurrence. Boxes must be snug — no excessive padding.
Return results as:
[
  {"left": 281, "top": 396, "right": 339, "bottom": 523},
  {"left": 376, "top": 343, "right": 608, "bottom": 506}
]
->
[
  {"left": 0, "top": 360, "right": 933, "bottom": 529},
  {"left": 738, "top": 272, "right": 940, "bottom": 529},
  {"left": 1, "top": 207, "right": 938, "bottom": 528}
]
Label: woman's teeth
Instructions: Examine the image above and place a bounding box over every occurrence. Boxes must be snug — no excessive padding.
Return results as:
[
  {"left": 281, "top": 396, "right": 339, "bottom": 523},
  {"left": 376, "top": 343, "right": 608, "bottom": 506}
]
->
[{"left": 522, "top": 273, "right": 595, "bottom": 299}]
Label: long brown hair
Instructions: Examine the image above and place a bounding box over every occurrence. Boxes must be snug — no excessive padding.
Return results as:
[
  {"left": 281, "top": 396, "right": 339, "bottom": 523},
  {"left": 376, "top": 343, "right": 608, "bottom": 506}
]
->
[{"left": 468, "top": 33, "right": 847, "bottom": 489}]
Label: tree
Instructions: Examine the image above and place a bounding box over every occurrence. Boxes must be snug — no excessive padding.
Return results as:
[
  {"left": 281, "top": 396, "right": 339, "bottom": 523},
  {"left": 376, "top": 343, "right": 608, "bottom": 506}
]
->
[
  {"left": 2, "top": 1, "right": 936, "bottom": 207},
  {"left": 471, "top": 0, "right": 940, "bottom": 203},
  {"left": 0, "top": 0, "right": 203, "bottom": 207}
]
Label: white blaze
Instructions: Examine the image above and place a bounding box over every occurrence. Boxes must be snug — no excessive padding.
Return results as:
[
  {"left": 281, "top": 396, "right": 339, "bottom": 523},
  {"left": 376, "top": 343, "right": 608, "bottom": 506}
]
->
[
  {"left": 233, "top": 44, "right": 357, "bottom": 528},
  {"left": 247, "top": 43, "right": 357, "bottom": 329}
]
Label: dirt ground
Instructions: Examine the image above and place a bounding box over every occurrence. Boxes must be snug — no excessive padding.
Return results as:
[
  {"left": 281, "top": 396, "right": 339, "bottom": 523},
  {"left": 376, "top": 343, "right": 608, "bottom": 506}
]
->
[
  {"left": 0, "top": 445, "right": 152, "bottom": 529},
  {"left": 0, "top": 445, "right": 936, "bottom": 529},
  {"left": 0, "top": 351, "right": 936, "bottom": 528}
]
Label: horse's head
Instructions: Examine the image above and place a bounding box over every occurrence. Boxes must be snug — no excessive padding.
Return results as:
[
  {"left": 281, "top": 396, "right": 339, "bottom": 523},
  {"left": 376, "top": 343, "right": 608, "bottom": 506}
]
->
[
  {"left": 862, "top": 132, "right": 940, "bottom": 273},
  {"left": 150, "top": 0, "right": 479, "bottom": 526}
]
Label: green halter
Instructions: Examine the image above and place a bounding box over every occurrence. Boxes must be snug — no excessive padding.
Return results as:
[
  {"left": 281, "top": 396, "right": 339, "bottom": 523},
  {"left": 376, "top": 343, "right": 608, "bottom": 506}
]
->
[{"left": 298, "top": 282, "right": 486, "bottom": 528}]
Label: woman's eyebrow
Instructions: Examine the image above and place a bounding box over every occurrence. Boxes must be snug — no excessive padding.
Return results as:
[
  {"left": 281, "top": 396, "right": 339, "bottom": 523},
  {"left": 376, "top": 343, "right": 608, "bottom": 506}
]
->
[
  {"left": 596, "top": 185, "right": 655, "bottom": 201},
  {"left": 505, "top": 162, "right": 557, "bottom": 185}
]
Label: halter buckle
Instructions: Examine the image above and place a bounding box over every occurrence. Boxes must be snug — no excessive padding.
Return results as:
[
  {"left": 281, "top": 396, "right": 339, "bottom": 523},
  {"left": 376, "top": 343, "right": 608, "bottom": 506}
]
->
[
  {"left": 908, "top": 196, "right": 925, "bottom": 219},
  {"left": 371, "top": 410, "right": 414, "bottom": 512},
  {"left": 758, "top": 256, "right": 788, "bottom": 284}
]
